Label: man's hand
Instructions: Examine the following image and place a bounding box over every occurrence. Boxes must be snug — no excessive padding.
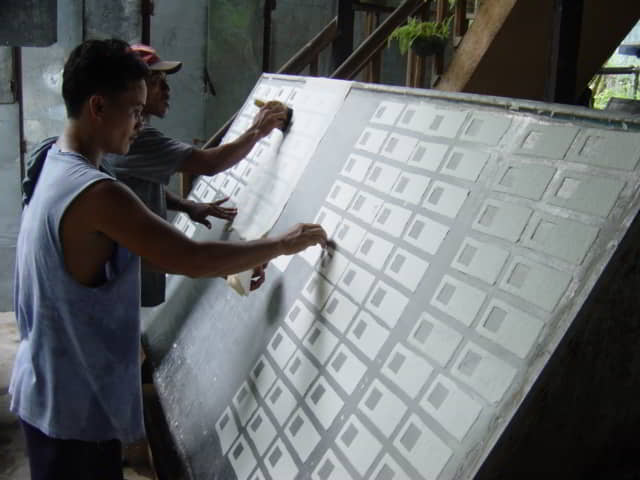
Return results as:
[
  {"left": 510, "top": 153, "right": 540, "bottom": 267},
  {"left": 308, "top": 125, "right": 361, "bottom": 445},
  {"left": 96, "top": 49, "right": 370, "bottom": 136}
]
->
[
  {"left": 252, "top": 101, "right": 288, "bottom": 138},
  {"left": 278, "top": 223, "right": 328, "bottom": 255},
  {"left": 186, "top": 197, "right": 237, "bottom": 228}
]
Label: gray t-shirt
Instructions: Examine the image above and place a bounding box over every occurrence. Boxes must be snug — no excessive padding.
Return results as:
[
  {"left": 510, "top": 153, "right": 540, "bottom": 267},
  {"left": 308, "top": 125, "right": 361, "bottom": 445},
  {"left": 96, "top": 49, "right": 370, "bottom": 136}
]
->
[{"left": 104, "top": 124, "right": 193, "bottom": 307}]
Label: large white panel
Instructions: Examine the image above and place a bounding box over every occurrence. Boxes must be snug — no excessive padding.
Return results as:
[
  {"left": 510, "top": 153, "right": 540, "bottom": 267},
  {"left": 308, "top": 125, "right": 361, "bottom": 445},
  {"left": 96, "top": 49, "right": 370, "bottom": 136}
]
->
[
  {"left": 356, "top": 127, "right": 389, "bottom": 154},
  {"left": 371, "top": 454, "right": 412, "bottom": 480},
  {"left": 338, "top": 261, "right": 376, "bottom": 304},
  {"left": 460, "top": 112, "right": 512, "bottom": 145},
  {"left": 359, "top": 379, "right": 407, "bottom": 437},
  {"left": 335, "top": 219, "right": 367, "bottom": 255},
  {"left": 372, "top": 202, "right": 413, "bottom": 237},
  {"left": 381, "top": 132, "right": 420, "bottom": 163},
  {"left": 306, "top": 376, "right": 344, "bottom": 430},
  {"left": 421, "top": 374, "right": 482, "bottom": 442},
  {"left": 326, "top": 179, "right": 358, "bottom": 210},
  {"left": 247, "top": 408, "right": 277, "bottom": 456},
  {"left": 341, "top": 153, "right": 373, "bottom": 183},
  {"left": 285, "top": 350, "right": 319, "bottom": 396},
  {"left": 265, "top": 439, "right": 298, "bottom": 479},
  {"left": 265, "top": 379, "right": 297, "bottom": 426},
  {"left": 390, "top": 171, "right": 431, "bottom": 205},
  {"left": 346, "top": 310, "right": 390, "bottom": 361},
  {"left": 314, "top": 207, "right": 343, "bottom": 237},
  {"left": 404, "top": 214, "right": 450, "bottom": 255},
  {"left": 233, "top": 381, "right": 259, "bottom": 426},
  {"left": 407, "top": 141, "right": 449, "bottom": 171},
  {"left": 452, "top": 343, "right": 517, "bottom": 403},
  {"left": 493, "top": 163, "right": 556, "bottom": 200},
  {"left": 348, "top": 190, "right": 385, "bottom": 224},
  {"left": 514, "top": 124, "right": 579, "bottom": 159},
  {"left": 451, "top": 237, "right": 510, "bottom": 285},
  {"left": 382, "top": 343, "right": 434, "bottom": 398},
  {"left": 549, "top": 172, "right": 625, "bottom": 217},
  {"left": 229, "top": 434, "right": 257, "bottom": 480},
  {"left": 371, "top": 101, "right": 406, "bottom": 126},
  {"left": 472, "top": 199, "right": 532, "bottom": 242},
  {"left": 477, "top": 298, "right": 544, "bottom": 358},
  {"left": 521, "top": 213, "right": 599, "bottom": 265},
  {"left": 365, "top": 161, "right": 402, "bottom": 194},
  {"left": 384, "top": 247, "right": 429, "bottom": 292},
  {"left": 423, "top": 180, "right": 469, "bottom": 219},
  {"left": 216, "top": 406, "right": 239, "bottom": 455},
  {"left": 394, "top": 415, "right": 452, "bottom": 480},
  {"left": 303, "top": 319, "right": 339, "bottom": 365},
  {"left": 321, "top": 289, "right": 358, "bottom": 333},
  {"left": 568, "top": 129, "right": 640, "bottom": 170},
  {"left": 337, "top": 415, "right": 383, "bottom": 477},
  {"left": 313, "top": 449, "right": 352, "bottom": 480},
  {"left": 440, "top": 147, "right": 489, "bottom": 182},
  {"left": 356, "top": 232, "right": 395, "bottom": 270},
  {"left": 285, "top": 408, "right": 321, "bottom": 462},
  {"left": 365, "top": 280, "right": 410, "bottom": 329},
  {"left": 250, "top": 355, "right": 277, "bottom": 398},
  {"left": 500, "top": 257, "right": 572, "bottom": 312},
  {"left": 407, "top": 313, "right": 463, "bottom": 367},
  {"left": 302, "top": 273, "right": 334, "bottom": 310},
  {"left": 267, "top": 327, "right": 297, "bottom": 370},
  {"left": 317, "top": 249, "right": 350, "bottom": 286},
  {"left": 431, "top": 276, "right": 487, "bottom": 327},
  {"left": 284, "top": 300, "right": 315, "bottom": 340},
  {"left": 328, "top": 344, "right": 368, "bottom": 395}
]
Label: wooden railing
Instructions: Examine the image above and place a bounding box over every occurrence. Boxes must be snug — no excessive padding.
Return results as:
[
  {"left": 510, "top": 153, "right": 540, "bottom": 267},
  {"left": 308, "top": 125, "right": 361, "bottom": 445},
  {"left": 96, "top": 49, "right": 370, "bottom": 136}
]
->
[{"left": 181, "top": 0, "right": 470, "bottom": 195}]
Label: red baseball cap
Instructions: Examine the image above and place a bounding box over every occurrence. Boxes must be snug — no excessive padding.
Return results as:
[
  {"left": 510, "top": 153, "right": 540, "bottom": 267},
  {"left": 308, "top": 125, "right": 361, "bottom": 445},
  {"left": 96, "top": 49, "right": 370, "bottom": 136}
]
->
[{"left": 130, "top": 44, "right": 182, "bottom": 74}]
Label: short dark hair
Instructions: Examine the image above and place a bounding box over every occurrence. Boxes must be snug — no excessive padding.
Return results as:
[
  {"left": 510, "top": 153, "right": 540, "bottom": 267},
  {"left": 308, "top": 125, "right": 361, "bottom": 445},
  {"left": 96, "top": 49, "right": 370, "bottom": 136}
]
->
[{"left": 62, "top": 38, "right": 150, "bottom": 118}]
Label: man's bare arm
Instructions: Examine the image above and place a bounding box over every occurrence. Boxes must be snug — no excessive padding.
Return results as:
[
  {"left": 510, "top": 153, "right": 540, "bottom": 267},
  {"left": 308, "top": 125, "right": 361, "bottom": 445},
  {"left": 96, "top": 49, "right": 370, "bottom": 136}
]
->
[
  {"left": 179, "top": 102, "right": 286, "bottom": 176},
  {"left": 90, "top": 180, "right": 325, "bottom": 277}
]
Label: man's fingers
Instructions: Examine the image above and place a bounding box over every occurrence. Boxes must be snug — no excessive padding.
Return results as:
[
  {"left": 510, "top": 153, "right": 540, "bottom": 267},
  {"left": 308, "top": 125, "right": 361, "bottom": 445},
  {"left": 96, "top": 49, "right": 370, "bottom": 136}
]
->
[
  {"left": 250, "top": 267, "right": 266, "bottom": 291},
  {"left": 214, "top": 196, "right": 231, "bottom": 205},
  {"left": 301, "top": 223, "right": 328, "bottom": 247}
]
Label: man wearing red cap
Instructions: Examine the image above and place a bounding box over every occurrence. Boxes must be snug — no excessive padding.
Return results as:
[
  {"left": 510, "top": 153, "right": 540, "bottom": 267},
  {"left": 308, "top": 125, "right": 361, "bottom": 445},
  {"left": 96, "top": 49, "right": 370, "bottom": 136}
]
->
[{"left": 105, "top": 44, "right": 288, "bottom": 307}]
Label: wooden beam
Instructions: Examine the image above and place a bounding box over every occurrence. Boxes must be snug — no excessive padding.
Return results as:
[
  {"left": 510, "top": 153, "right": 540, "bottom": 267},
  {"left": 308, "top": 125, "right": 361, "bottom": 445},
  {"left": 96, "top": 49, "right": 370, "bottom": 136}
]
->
[
  {"left": 332, "top": 0, "right": 355, "bottom": 71},
  {"left": 545, "top": 0, "right": 584, "bottom": 103},
  {"left": 332, "top": 0, "right": 426, "bottom": 80}
]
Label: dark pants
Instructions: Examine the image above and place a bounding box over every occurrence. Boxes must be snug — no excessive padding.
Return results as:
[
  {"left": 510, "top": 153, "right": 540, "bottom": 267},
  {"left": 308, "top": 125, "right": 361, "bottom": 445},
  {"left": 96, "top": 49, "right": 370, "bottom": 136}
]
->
[{"left": 20, "top": 419, "right": 123, "bottom": 480}]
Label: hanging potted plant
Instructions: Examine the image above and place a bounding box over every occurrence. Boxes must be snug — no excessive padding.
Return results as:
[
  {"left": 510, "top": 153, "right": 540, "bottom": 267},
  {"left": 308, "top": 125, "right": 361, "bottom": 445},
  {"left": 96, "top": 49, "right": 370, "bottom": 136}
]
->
[{"left": 388, "top": 16, "right": 452, "bottom": 57}]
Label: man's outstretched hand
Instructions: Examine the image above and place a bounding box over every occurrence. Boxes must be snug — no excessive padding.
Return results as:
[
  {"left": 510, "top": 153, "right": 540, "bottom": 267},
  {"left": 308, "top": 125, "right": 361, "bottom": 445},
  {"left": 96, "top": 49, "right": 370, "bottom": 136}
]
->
[
  {"left": 278, "top": 223, "right": 328, "bottom": 255},
  {"left": 253, "top": 101, "right": 288, "bottom": 138},
  {"left": 186, "top": 197, "right": 237, "bottom": 228}
]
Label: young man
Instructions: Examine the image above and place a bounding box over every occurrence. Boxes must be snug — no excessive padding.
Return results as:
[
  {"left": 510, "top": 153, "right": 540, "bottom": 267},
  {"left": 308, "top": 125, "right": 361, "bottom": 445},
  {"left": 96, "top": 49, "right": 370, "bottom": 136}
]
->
[
  {"left": 10, "top": 39, "right": 326, "bottom": 480},
  {"left": 105, "top": 44, "right": 287, "bottom": 306}
]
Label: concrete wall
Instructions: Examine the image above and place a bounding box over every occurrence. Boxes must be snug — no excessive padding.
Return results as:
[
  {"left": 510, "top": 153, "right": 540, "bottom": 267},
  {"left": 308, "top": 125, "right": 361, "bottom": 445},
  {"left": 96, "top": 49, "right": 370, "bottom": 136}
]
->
[{"left": 0, "top": 48, "right": 20, "bottom": 310}]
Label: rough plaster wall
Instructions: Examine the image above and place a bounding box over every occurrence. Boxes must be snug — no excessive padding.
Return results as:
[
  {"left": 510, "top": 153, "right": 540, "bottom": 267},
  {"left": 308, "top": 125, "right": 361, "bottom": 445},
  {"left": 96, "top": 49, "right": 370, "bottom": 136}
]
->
[
  {"left": 0, "top": 49, "right": 20, "bottom": 310},
  {"left": 150, "top": 0, "right": 208, "bottom": 196},
  {"left": 85, "top": 0, "right": 142, "bottom": 43},
  {"left": 22, "top": 0, "right": 82, "bottom": 152},
  {"left": 0, "top": 0, "right": 57, "bottom": 47},
  {"left": 205, "top": 0, "right": 264, "bottom": 138}
]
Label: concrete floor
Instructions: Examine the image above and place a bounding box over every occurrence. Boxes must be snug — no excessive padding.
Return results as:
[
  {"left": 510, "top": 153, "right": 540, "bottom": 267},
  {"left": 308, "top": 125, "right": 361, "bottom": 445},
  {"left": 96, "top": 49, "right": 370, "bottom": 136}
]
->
[{"left": 0, "top": 312, "right": 154, "bottom": 480}]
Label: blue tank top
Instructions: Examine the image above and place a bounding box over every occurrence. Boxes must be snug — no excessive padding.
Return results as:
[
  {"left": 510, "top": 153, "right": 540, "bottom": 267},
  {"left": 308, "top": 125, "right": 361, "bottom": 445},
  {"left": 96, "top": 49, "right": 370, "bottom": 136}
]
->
[{"left": 10, "top": 145, "right": 144, "bottom": 443}]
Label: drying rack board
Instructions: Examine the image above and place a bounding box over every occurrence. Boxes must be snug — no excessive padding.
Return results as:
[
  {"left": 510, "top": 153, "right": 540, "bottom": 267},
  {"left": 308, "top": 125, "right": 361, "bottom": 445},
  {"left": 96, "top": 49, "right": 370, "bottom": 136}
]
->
[{"left": 143, "top": 74, "right": 640, "bottom": 480}]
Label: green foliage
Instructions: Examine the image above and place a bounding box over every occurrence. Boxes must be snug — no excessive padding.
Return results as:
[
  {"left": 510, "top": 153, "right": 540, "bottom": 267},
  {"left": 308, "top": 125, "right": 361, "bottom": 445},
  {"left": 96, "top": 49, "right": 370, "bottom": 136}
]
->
[{"left": 388, "top": 16, "right": 452, "bottom": 55}]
